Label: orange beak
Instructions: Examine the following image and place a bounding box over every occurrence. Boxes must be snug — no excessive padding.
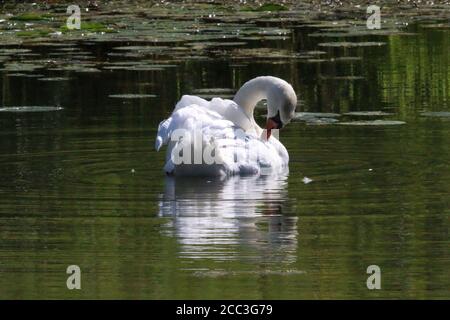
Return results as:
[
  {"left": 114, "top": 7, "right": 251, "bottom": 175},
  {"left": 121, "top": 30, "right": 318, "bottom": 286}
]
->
[{"left": 265, "top": 118, "right": 279, "bottom": 140}]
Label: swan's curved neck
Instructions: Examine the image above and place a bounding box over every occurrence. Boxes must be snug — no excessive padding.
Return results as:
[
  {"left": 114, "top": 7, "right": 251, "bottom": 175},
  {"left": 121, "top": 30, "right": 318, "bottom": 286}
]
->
[{"left": 233, "top": 76, "right": 281, "bottom": 119}]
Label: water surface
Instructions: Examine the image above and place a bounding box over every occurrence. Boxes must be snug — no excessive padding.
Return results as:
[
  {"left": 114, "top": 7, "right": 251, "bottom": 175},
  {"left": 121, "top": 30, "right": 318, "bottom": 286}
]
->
[{"left": 0, "top": 5, "right": 449, "bottom": 299}]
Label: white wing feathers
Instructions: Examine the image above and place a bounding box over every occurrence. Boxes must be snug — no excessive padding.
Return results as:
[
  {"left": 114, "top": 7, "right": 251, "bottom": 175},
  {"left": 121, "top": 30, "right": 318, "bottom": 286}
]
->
[{"left": 155, "top": 95, "right": 288, "bottom": 176}]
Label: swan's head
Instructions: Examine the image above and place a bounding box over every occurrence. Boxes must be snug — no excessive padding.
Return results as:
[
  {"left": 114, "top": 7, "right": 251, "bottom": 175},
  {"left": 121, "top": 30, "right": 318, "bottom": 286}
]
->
[
  {"left": 266, "top": 78, "right": 297, "bottom": 139},
  {"left": 233, "top": 75, "right": 297, "bottom": 139}
]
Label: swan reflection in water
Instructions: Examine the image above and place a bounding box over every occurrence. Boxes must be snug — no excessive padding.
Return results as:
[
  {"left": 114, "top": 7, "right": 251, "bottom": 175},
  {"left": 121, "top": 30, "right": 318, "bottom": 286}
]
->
[{"left": 159, "top": 172, "right": 298, "bottom": 265}]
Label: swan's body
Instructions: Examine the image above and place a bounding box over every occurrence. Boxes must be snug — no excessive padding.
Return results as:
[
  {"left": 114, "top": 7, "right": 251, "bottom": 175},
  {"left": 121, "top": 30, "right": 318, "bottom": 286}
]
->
[{"left": 155, "top": 76, "right": 297, "bottom": 176}]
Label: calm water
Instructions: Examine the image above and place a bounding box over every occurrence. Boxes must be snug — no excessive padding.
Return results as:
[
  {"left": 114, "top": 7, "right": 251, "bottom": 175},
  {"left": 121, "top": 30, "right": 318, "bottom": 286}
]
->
[{"left": 0, "top": 12, "right": 449, "bottom": 299}]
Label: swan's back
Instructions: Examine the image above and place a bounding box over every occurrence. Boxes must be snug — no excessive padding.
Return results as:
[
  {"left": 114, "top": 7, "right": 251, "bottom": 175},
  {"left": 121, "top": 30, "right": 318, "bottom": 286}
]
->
[{"left": 155, "top": 95, "right": 289, "bottom": 176}]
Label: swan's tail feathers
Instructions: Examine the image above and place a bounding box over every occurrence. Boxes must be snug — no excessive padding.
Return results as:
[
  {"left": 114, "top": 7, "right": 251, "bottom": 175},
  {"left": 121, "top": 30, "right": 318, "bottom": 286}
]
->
[{"left": 155, "top": 118, "right": 172, "bottom": 151}]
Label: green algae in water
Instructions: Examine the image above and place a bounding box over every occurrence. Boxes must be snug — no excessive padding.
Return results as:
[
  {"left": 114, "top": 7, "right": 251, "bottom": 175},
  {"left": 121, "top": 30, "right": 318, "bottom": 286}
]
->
[
  {"left": 60, "top": 21, "right": 114, "bottom": 33},
  {"left": 10, "top": 13, "right": 53, "bottom": 21},
  {"left": 16, "top": 29, "right": 53, "bottom": 38},
  {"left": 26, "top": 42, "right": 77, "bottom": 48}
]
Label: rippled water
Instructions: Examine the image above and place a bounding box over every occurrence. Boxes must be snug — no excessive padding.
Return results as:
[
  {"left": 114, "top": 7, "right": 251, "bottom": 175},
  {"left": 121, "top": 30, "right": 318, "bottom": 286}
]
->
[{"left": 0, "top": 9, "right": 449, "bottom": 299}]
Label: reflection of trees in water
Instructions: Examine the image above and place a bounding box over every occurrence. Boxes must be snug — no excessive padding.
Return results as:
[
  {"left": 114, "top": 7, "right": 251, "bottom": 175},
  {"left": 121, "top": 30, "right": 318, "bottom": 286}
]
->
[{"left": 159, "top": 174, "right": 298, "bottom": 265}]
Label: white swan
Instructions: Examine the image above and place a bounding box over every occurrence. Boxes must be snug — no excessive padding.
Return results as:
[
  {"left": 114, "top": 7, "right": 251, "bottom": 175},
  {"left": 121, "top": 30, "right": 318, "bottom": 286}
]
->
[{"left": 155, "top": 76, "right": 297, "bottom": 176}]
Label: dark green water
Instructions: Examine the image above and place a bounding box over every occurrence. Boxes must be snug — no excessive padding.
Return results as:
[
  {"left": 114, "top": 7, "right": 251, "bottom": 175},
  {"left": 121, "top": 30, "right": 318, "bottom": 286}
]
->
[{"left": 0, "top": 17, "right": 449, "bottom": 298}]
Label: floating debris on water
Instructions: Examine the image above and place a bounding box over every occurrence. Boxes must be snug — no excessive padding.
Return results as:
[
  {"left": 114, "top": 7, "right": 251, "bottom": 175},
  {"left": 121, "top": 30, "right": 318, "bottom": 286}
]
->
[
  {"left": 7, "top": 73, "right": 44, "bottom": 78},
  {"left": 192, "top": 269, "right": 306, "bottom": 278},
  {"left": 294, "top": 112, "right": 341, "bottom": 119},
  {"left": 228, "top": 48, "right": 306, "bottom": 60},
  {"left": 309, "top": 30, "right": 417, "bottom": 38},
  {"left": 318, "top": 42, "right": 387, "bottom": 48},
  {"left": 0, "top": 48, "right": 32, "bottom": 55},
  {"left": 301, "top": 50, "right": 327, "bottom": 56},
  {"left": 337, "top": 120, "right": 406, "bottom": 126},
  {"left": 73, "top": 67, "right": 102, "bottom": 73},
  {"left": 38, "top": 77, "right": 71, "bottom": 81},
  {"left": 0, "top": 106, "right": 63, "bottom": 112},
  {"left": 112, "top": 45, "right": 170, "bottom": 52},
  {"left": 102, "top": 65, "right": 165, "bottom": 71},
  {"left": 238, "top": 35, "right": 289, "bottom": 41},
  {"left": 241, "top": 3, "right": 288, "bottom": 12},
  {"left": 320, "top": 75, "right": 365, "bottom": 81},
  {"left": 343, "top": 111, "right": 394, "bottom": 117},
  {"left": 420, "top": 23, "right": 450, "bottom": 30},
  {"left": 307, "top": 118, "right": 339, "bottom": 125},
  {"left": 293, "top": 112, "right": 340, "bottom": 125},
  {"left": 420, "top": 112, "right": 450, "bottom": 118},
  {"left": 0, "top": 63, "right": 42, "bottom": 72},
  {"left": 192, "top": 88, "right": 235, "bottom": 94},
  {"left": 187, "top": 41, "right": 247, "bottom": 50},
  {"left": 331, "top": 56, "right": 362, "bottom": 62},
  {"left": 108, "top": 94, "right": 157, "bottom": 99},
  {"left": 304, "top": 58, "right": 329, "bottom": 63},
  {"left": 190, "top": 88, "right": 236, "bottom": 100},
  {"left": 302, "top": 177, "right": 313, "bottom": 184}
]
